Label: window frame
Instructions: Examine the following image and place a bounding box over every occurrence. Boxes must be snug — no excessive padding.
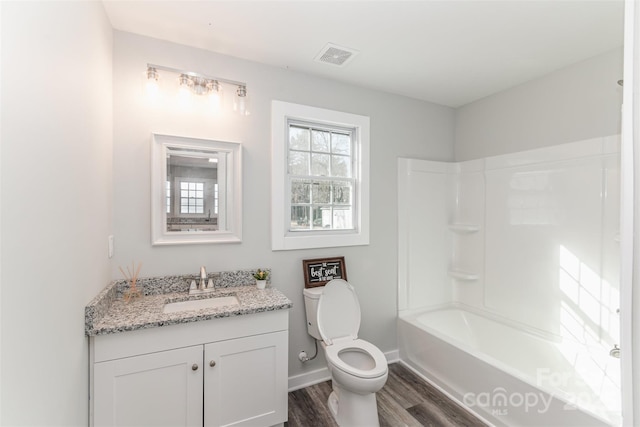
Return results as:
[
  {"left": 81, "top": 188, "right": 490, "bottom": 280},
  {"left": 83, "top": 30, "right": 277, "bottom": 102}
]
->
[{"left": 271, "top": 101, "right": 370, "bottom": 251}]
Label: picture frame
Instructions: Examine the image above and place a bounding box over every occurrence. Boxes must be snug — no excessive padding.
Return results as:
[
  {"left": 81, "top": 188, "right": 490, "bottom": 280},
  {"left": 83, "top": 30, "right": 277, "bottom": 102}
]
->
[{"left": 303, "top": 256, "right": 348, "bottom": 288}]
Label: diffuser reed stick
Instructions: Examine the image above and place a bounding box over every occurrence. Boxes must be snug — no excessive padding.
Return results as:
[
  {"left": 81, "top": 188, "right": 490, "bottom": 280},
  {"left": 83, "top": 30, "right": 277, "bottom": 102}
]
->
[{"left": 120, "top": 261, "right": 143, "bottom": 302}]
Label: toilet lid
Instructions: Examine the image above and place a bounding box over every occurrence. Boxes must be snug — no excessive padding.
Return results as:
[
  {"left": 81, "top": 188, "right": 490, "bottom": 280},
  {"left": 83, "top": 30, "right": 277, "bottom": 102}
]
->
[{"left": 317, "top": 279, "right": 361, "bottom": 345}]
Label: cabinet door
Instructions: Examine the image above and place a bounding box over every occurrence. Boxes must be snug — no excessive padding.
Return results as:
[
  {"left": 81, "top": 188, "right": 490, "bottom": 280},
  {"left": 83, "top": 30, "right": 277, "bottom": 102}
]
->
[
  {"left": 204, "top": 331, "right": 288, "bottom": 427},
  {"left": 93, "top": 345, "right": 203, "bottom": 427}
]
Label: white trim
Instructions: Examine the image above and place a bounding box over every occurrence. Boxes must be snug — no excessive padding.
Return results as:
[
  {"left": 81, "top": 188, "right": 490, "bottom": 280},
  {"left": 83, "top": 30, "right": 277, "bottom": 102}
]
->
[
  {"left": 271, "top": 101, "right": 370, "bottom": 251},
  {"left": 288, "top": 367, "right": 331, "bottom": 392}
]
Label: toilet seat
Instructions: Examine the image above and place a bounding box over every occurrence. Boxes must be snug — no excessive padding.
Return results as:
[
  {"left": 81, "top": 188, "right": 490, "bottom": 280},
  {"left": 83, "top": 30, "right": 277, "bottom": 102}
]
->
[
  {"left": 317, "top": 280, "right": 387, "bottom": 380},
  {"left": 324, "top": 338, "right": 388, "bottom": 379}
]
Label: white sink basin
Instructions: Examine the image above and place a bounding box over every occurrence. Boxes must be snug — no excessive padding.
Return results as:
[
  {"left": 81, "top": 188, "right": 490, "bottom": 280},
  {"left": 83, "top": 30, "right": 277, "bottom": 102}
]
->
[{"left": 163, "top": 296, "right": 239, "bottom": 314}]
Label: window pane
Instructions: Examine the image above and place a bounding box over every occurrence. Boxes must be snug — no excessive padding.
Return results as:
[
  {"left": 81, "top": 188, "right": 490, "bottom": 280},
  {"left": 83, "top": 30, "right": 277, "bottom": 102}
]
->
[
  {"left": 312, "top": 182, "right": 331, "bottom": 204},
  {"left": 333, "top": 208, "right": 353, "bottom": 229},
  {"left": 196, "top": 190, "right": 203, "bottom": 198},
  {"left": 181, "top": 182, "right": 188, "bottom": 190},
  {"left": 333, "top": 182, "right": 352, "bottom": 204},
  {"left": 189, "top": 206, "right": 195, "bottom": 213},
  {"left": 289, "top": 126, "right": 310, "bottom": 150},
  {"left": 181, "top": 195, "right": 188, "bottom": 202},
  {"left": 189, "top": 182, "right": 196, "bottom": 190},
  {"left": 312, "top": 130, "right": 330, "bottom": 152},
  {"left": 291, "top": 180, "right": 311, "bottom": 203},
  {"left": 332, "top": 155, "right": 351, "bottom": 178},
  {"left": 189, "top": 190, "right": 196, "bottom": 197},
  {"left": 196, "top": 199, "right": 203, "bottom": 206},
  {"left": 312, "top": 206, "right": 332, "bottom": 229},
  {"left": 311, "top": 153, "right": 330, "bottom": 176},
  {"left": 196, "top": 183, "right": 203, "bottom": 190},
  {"left": 332, "top": 133, "right": 351, "bottom": 155},
  {"left": 289, "top": 151, "right": 309, "bottom": 175},
  {"left": 181, "top": 190, "right": 188, "bottom": 197},
  {"left": 290, "top": 206, "right": 310, "bottom": 230}
]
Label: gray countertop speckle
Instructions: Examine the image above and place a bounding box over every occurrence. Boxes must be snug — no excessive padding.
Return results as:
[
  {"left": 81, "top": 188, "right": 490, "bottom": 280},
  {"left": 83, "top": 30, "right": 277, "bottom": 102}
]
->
[{"left": 85, "top": 269, "right": 292, "bottom": 336}]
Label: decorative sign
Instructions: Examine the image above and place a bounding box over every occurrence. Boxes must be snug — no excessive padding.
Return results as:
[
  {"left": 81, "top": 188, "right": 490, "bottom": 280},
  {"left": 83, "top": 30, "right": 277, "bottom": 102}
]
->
[{"left": 303, "top": 257, "right": 347, "bottom": 288}]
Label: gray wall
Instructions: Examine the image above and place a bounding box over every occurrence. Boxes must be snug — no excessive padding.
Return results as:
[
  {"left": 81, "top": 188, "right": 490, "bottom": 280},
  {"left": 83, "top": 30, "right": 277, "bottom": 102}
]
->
[
  {"left": 1, "top": 2, "right": 113, "bottom": 424},
  {"left": 111, "top": 31, "right": 455, "bottom": 380},
  {"left": 455, "top": 48, "right": 624, "bottom": 160}
]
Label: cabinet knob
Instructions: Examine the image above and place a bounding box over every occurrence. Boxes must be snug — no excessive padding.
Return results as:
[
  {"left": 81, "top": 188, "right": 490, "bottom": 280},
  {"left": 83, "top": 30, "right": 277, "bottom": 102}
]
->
[
  {"left": 209, "top": 360, "right": 216, "bottom": 367},
  {"left": 192, "top": 364, "right": 198, "bottom": 371}
]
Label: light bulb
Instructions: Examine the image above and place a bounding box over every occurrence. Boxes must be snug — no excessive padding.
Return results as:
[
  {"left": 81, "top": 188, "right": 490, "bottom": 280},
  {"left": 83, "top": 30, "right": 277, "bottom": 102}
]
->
[
  {"left": 177, "top": 74, "right": 193, "bottom": 108},
  {"left": 234, "top": 85, "right": 250, "bottom": 116},
  {"left": 145, "top": 67, "right": 160, "bottom": 100},
  {"left": 207, "top": 80, "right": 222, "bottom": 113}
]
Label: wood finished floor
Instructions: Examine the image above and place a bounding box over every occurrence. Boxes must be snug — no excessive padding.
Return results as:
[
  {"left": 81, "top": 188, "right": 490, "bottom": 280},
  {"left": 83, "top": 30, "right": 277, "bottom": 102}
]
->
[{"left": 287, "top": 363, "right": 487, "bottom": 427}]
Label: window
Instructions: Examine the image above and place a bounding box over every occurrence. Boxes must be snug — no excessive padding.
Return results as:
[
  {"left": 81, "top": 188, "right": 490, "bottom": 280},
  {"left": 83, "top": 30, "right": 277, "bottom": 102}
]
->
[
  {"left": 271, "top": 101, "right": 369, "bottom": 250},
  {"left": 288, "top": 122, "right": 355, "bottom": 231},
  {"left": 214, "top": 183, "right": 219, "bottom": 214},
  {"left": 180, "top": 181, "right": 204, "bottom": 214},
  {"left": 166, "top": 181, "right": 171, "bottom": 213}
]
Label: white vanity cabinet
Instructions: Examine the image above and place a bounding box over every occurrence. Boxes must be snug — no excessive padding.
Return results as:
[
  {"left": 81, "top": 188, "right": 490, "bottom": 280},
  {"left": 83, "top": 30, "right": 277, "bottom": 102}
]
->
[
  {"left": 90, "top": 310, "right": 288, "bottom": 427},
  {"left": 93, "top": 345, "right": 204, "bottom": 426}
]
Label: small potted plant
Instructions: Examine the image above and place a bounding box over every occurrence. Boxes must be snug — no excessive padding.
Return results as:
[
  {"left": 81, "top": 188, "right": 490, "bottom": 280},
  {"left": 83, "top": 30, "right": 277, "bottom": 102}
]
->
[{"left": 253, "top": 269, "right": 269, "bottom": 289}]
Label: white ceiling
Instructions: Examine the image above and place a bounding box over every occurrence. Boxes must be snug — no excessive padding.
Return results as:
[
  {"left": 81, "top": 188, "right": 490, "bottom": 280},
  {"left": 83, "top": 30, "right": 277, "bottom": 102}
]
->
[{"left": 102, "top": 0, "right": 624, "bottom": 108}]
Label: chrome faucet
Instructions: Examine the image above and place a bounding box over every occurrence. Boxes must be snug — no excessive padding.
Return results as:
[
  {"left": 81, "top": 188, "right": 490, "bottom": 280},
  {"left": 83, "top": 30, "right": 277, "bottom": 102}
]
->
[
  {"left": 188, "top": 266, "right": 214, "bottom": 295},
  {"left": 199, "top": 266, "right": 207, "bottom": 290}
]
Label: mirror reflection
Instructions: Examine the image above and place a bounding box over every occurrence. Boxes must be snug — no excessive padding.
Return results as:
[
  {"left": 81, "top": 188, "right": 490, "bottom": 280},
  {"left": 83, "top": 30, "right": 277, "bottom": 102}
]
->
[
  {"left": 151, "top": 134, "right": 242, "bottom": 245},
  {"left": 166, "top": 149, "right": 225, "bottom": 232}
]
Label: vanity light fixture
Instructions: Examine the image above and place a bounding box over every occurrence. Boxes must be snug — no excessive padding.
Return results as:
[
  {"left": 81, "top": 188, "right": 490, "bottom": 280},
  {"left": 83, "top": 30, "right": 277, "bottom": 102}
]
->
[{"left": 145, "top": 64, "right": 247, "bottom": 115}]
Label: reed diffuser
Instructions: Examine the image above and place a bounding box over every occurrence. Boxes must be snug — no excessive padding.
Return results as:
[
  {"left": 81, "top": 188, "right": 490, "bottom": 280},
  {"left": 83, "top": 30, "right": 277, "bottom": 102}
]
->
[{"left": 120, "top": 261, "right": 143, "bottom": 302}]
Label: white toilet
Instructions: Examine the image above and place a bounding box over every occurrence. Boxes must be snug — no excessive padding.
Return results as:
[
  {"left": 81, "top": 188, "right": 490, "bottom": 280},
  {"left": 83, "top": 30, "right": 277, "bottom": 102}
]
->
[{"left": 303, "top": 279, "right": 388, "bottom": 427}]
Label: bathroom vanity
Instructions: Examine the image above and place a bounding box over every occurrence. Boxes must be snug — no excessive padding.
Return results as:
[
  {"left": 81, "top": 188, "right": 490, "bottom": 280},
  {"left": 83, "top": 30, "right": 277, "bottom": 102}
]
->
[{"left": 85, "top": 271, "right": 291, "bottom": 427}]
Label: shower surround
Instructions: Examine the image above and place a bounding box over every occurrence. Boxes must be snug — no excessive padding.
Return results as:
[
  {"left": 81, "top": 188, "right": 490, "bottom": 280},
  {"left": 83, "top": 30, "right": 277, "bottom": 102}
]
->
[{"left": 397, "top": 136, "right": 621, "bottom": 426}]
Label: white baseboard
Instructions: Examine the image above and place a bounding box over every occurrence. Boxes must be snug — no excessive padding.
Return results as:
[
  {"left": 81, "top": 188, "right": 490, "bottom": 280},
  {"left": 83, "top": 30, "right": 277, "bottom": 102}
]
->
[
  {"left": 384, "top": 349, "right": 400, "bottom": 363},
  {"left": 288, "top": 366, "right": 331, "bottom": 392},
  {"left": 288, "top": 349, "right": 400, "bottom": 392}
]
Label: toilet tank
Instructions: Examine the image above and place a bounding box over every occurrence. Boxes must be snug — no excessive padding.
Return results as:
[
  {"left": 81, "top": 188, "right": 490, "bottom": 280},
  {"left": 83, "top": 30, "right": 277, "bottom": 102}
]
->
[{"left": 303, "top": 287, "right": 323, "bottom": 340}]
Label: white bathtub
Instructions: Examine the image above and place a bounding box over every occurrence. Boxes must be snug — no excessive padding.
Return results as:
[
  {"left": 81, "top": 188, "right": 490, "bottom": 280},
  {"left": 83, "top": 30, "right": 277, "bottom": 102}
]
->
[{"left": 398, "top": 307, "right": 621, "bottom": 426}]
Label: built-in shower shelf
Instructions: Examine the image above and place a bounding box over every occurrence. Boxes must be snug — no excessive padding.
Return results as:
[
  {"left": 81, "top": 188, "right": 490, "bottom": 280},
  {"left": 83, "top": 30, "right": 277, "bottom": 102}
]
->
[
  {"left": 447, "top": 269, "right": 479, "bottom": 281},
  {"left": 448, "top": 223, "right": 480, "bottom": 234}
]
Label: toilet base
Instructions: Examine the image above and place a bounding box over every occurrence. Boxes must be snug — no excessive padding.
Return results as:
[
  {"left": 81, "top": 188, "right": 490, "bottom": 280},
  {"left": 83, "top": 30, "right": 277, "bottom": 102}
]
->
[{"left": 327, "top": 385, "right": 380, "bottom": 427}]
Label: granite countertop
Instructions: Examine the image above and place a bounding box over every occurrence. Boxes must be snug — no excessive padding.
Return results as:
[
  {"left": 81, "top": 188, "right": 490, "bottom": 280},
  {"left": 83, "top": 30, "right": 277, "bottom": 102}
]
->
[{"left": 85, "top": 269, "right": 292, "bottom": 336}]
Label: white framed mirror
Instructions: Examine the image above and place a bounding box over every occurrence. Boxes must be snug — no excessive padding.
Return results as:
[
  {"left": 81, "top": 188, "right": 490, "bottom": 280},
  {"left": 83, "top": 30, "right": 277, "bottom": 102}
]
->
[{"left": 151, "top": 133, "right": 242, "bottom": 245}]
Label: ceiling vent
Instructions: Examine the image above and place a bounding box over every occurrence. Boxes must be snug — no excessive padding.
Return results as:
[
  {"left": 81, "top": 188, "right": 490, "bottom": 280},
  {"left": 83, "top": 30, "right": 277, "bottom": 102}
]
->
[{"left": 314, "top": 43, "right": 359, "bottom": 67}]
